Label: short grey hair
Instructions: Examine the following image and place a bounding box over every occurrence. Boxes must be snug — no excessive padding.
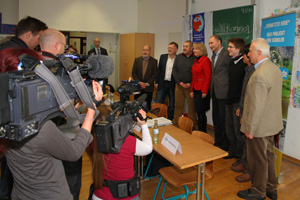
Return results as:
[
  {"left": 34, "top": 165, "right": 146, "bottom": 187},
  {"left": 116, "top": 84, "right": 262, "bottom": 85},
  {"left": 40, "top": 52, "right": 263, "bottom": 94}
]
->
[{"left": 251, "top": 38, "right": 270, "bottom": 57}]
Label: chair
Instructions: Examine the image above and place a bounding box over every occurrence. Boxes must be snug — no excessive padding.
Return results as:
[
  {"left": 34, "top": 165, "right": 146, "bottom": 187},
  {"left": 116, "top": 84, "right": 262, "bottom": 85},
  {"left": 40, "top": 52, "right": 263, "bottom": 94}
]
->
[
  {"left": 178, "top": 116, "right": 193, "bottom": 134},
  {"left": 151, "top": 103, "right": 168, "bottom": 118},
  {"left": 153, "top": 131, "right": 214, "bottom": 200},
  {"left": 143, "top": 103, "right": 168, "bottom": 180}
]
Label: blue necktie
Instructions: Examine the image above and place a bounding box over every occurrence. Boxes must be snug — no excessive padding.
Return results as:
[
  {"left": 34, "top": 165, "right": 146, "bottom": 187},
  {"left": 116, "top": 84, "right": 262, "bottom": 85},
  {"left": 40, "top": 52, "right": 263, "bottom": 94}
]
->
[{"left": 97, "top": 48, "right": 100, "bottom": 55}]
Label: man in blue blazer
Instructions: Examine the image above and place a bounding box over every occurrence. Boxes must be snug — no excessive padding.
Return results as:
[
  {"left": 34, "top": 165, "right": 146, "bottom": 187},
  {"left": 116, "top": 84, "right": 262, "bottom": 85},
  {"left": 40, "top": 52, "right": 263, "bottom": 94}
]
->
[{"left": 155, "top": 42, "right": 178, "bottom": 120}]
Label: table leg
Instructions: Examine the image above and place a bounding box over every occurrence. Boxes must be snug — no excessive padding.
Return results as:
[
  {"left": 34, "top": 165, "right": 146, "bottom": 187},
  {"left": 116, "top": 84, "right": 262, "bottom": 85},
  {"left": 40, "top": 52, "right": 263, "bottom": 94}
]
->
[
  {"left": 196, "top": 163, "right": 206, "bottom": 200},
  {"left": 140, "top": 156, "right": 144, "bottom": 176}
]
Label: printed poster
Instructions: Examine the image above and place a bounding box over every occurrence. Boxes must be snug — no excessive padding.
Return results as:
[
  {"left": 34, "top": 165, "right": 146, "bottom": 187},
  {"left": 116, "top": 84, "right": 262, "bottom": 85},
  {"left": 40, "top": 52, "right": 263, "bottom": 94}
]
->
[{"left": 261, "top": 12, "right": 296, "bottom": 119}]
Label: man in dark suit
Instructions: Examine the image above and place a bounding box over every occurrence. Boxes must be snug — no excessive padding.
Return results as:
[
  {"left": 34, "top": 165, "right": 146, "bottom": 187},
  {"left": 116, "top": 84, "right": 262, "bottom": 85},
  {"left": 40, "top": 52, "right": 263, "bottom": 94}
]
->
[
  {"left": 209, "top": 35, "right": 232, "bottom": 150},
  {"left": 155, "top": 42, "right": 178, "bottom": 120},
  {"left": 132, "top": 45, "right": 157, "bottom": 110},
  {"left": 88, "top": 37, "right": 108, "bottom": 56},
  {"left": 238, "top": 38, "right": 282, "bottom": 200}
]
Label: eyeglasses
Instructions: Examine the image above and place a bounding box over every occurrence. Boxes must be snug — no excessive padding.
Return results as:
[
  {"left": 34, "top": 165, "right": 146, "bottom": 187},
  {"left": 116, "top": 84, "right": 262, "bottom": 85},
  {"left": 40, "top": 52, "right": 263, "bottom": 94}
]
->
[
  {"left": 228, "top": 46, "right": 236, "bottom": 49},
  {"left": 60, "top": 42, "right": 68, "bottom": 49}
]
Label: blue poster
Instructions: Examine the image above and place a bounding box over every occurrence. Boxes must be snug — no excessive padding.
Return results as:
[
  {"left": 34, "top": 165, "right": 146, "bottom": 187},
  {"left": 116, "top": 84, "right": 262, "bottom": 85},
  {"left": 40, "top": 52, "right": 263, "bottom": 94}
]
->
[
  {"left": 192, "top": 13, "right": 205, "bottom": 43},
  {"left": 261, "top": 12, "right": 296, "bottom": 47}
]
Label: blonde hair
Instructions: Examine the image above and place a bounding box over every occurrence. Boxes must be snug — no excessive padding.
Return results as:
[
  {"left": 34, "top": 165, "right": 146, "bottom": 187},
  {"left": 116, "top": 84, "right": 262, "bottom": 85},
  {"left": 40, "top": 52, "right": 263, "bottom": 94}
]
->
[{"left": 193, "top": 43, "right": 208, "bottom": 56}]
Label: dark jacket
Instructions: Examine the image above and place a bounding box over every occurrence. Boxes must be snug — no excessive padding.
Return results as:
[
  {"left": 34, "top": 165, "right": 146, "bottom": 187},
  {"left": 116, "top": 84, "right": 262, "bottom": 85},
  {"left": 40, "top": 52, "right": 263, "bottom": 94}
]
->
[
  {"left": 211, "top": 48, "right": 232, "bottom": 99},
  {"left": 0, "top": 37, "right": 28, "bottom": 50},
  {"left": 156, "top": 54, "right": 175, "bottom": 90},
  {"left": 132, "top": 56, "right": 157, "bottom": 92},
  {"left": 172, "top": 53, "right": 195, "bottom": 84},
  {"left": 226, "top": 56, "right": 246, "bottom": 104},
  {"left": 88, "top": 47, "right": 108, "bottom": 56}
]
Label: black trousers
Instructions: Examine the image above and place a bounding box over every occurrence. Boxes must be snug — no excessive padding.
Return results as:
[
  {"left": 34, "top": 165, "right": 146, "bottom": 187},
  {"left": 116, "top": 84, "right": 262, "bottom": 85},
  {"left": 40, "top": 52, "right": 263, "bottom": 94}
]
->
[{"left": 212, "top": 90, "right": 228, "bottom": 149}]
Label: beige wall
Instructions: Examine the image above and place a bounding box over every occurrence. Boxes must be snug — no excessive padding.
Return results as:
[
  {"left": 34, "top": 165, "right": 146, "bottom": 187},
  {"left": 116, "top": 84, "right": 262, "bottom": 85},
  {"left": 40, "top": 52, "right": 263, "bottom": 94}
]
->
[{"left": 18, "top": 0, "right": 138, "bottom": 33}]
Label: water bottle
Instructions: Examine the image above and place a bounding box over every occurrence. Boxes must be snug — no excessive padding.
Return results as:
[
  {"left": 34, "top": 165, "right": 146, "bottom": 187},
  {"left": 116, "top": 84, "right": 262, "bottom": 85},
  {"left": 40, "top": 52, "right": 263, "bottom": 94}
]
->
[
  {"left": 110, "top": 93, "right": 114, "bottom": 104},
  {"left": 153, "top": 120, "right": 159, "bottom": 144}
]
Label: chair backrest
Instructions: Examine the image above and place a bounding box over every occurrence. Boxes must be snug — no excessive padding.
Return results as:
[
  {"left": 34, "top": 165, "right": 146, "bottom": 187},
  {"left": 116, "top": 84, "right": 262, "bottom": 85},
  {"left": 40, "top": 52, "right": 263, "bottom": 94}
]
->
[
  {"left": 151, "top": 103, "right": 168, "bottom": 118},
  {"left": 178, "top": 116, "right": 193, "bottom": 134},
  {"left": 192, "top": 131, "right": 214, "bottom": 177}
]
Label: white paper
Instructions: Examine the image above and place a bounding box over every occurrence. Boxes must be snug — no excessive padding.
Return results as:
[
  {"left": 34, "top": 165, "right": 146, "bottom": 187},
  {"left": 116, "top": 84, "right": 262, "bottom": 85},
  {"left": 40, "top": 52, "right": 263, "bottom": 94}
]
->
[
  {"left": 161, "top": 132, "right": 182, "bottom": 155},
  {"left": 147, "top": 117, "right": 172, "bottom": 128},
  {"left": 133, "top": 123, "right": 141, "bottom": 133}
]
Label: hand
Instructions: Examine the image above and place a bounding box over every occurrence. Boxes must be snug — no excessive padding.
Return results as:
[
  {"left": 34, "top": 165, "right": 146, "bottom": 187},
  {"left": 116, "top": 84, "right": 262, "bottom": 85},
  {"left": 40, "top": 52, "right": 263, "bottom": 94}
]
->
[
  {"left": 92, "top": 80, "right": 103, "bottom": 102},
  {"left": 190, "top": 92, "right": 194, "bottom": 98},
  {"left": 74, "top": 100, "right": 84, "bottom": 110},
  {"left": 236, "top": 108, "right": 240, "bottom": 117},
  {"left": 245, "top": 131, "right": 253, "bottom": 139},
  {"left": 202, "top": 93, "right": 207, "bottom": 98},
  {"left": 137, "top": 109, "right": 147, "bottom": 125},
  {"left": 139, "top": 82, "right": 147, "bottom": 89}
]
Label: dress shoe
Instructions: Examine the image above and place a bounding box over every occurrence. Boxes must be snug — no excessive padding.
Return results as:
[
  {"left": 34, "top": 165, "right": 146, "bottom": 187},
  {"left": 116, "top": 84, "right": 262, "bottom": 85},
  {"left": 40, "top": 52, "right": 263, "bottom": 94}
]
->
[
  {"left": 231, "top": 163, "right": 246, "bottom": 172},
  {"left": 223, "top": 153, "right": 235, "bottom": 159},
  {"left": 232, "top": 160, "right": 241, "bottom": 167},
  {"left": 236, "top": 172, "right": 251, "bottom": 182},
  {"left": 266, "top": 190, "right": 277, "bottom": 200},
  {"left": 237, "top": 189, "right": 265, "bottom": 200}
]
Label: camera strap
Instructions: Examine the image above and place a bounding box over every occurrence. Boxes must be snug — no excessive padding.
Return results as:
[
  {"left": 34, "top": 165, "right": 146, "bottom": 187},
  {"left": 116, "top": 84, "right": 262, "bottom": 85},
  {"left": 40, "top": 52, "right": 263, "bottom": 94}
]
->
[
  {"left": 34, "top": 62, "right": 91, "bottom": 123},
  {"left": 68, "top": 68, "right": 96, "bottom": 112}
]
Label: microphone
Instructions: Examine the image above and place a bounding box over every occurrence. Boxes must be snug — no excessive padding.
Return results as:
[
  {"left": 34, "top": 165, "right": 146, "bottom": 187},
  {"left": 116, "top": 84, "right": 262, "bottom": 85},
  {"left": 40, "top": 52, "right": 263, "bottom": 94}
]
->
[
  {"left": 129, "top": 94, "right": 148, "bottom": 121},
  {"left": 129, "top": 94, "right": 148, "bottom": 112},
  {"left": 86, "top": 55, "right": 114, "bottom": 79}
]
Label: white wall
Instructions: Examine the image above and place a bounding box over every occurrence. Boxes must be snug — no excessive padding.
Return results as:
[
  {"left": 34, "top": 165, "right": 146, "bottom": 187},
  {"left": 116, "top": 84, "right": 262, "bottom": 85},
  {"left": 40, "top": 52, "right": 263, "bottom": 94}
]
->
[
  {"left": 0, "top": 0, "right": 19, "bottom": 24},
  {"left": 137, "top": 0, "right": 186, "bottom": 59},
  {"left": 19, "top": 0, "right": 138, "bottom": 34}
]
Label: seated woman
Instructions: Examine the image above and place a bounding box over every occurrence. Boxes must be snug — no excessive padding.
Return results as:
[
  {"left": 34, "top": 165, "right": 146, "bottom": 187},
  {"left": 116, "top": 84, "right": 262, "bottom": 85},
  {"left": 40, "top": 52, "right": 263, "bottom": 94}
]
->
[
  {"left": 0, "top": 47, "right": 102, "bottom": 200},
  {"left": 92, "top": 105, "right": 153, "bottom": 200}
]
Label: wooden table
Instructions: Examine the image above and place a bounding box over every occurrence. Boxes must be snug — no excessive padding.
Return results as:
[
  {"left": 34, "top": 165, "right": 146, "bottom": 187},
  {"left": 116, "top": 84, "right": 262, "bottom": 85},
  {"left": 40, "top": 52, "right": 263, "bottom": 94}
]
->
[{"left": 135, "top": 124, "right": 228, "bottom": 200}]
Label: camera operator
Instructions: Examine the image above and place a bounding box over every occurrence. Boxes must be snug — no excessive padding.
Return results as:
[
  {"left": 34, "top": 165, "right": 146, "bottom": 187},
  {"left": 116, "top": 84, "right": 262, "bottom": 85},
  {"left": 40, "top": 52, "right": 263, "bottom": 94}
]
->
[
  {"left": 0, "top": 16, "right": 47, "bottom": 200},
  {"left": 0, "top": 48, "right": 103, "bottom": 200},
  {"left": 0, "top": 16, "right": 47, "bottom": 51},
  {"left": 39, "top": 28, "right": 85, "bottom": 200},
  {"left": 91, "top": 105, "right": 152, "bottom": 200}
]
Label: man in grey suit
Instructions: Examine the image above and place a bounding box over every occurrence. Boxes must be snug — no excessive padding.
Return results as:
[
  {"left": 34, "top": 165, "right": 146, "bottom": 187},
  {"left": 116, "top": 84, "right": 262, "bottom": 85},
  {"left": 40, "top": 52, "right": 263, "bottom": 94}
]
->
[
  {"left": 132, "top": 45, "right": 158, "bottom": 109},
  {"left": 209, "top": 35, "right": 232, "bottom": 150},
  {"left": 237, "top": 38, "right": 283, "bottom": 200}
]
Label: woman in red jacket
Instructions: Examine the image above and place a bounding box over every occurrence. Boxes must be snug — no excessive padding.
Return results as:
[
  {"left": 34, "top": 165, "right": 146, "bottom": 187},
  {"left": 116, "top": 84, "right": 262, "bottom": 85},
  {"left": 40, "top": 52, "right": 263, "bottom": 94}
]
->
[{"left": 190, "top": 43, "right": 212, "bottom": 132}]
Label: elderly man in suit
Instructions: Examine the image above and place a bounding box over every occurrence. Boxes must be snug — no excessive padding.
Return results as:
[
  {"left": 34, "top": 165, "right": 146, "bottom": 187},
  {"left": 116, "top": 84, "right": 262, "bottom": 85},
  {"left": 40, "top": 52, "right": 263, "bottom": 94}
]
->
[
  {"left": 237, "top": 38, "right": 283, "bottom": 200},
  {"left": 155, "top": 42, "right": 178, "bottom": 120},
  {"left": 209, "top": 35, "right": 232, "bottom": 150},
  {"left": 88, "top": 37, "right": 108, "bottom": 56},
  {"left": 132, "top": 44, "right": 157, "bottom": 109}
]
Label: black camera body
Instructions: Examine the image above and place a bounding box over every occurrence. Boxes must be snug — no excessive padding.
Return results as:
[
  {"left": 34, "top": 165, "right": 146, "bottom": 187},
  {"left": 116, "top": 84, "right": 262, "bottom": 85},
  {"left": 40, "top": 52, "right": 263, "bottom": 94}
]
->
[
  {"left": 0, "top": 64, "right": 78, "bottom": 141},
  {"left": 94, "top": 81, "right": 147, "bottom": 154},
  {"left": 0, "top": 54, "right": 104, "bottom": 141}
]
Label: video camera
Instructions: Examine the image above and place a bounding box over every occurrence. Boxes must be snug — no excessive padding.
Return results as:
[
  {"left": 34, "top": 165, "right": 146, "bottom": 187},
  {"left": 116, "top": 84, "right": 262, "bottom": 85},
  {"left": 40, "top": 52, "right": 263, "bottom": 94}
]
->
[
  {"left": 94, "top": 81, "right": 148, "bottom": 154},
  {"left": 0, "top": 54, "right": 114, "bottom": 141}
]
